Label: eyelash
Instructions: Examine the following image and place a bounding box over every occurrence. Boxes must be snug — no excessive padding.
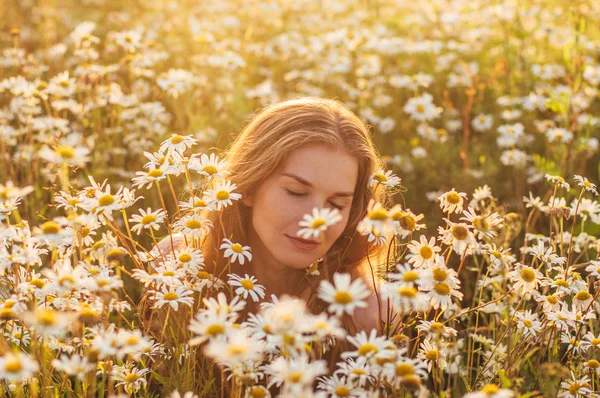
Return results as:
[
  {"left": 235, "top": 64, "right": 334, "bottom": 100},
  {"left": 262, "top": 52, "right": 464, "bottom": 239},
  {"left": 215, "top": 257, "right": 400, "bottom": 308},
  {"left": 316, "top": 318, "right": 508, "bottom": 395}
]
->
[{"left": 285, "top": 189, "right": 346, "bottom": 211}]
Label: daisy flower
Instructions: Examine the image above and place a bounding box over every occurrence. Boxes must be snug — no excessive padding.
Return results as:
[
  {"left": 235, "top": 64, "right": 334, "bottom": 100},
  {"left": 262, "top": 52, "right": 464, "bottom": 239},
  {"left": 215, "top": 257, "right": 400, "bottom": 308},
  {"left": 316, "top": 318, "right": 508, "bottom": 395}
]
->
[
  {"left": 152, "top": 285, "right": 194, "bottom": 311},
  {"left": 132, "top": 167, "right": 168, "bottom": 189},
  {"left": 159, "top": 133, "right": 197, "bottom": 155},
  {"left": 383, "top": 282, "right": 430, "bottom": 314},
  {"left": 584, "top": 260, "right": 600, "bottom": 278},
  {"left": 421, "top": 263, "right": 464, "bottom": 310},
  {"left": 438, "top": 219, "right": 478, "bottom": 256},
  {"left": 403, "top": 93, "right": 442, "bottom": 122},
  {"left": 515, "top": 310, "right": 541, "bottom": 337},
  {"left": 334, "top": 357, "right": 373, "bottom": 388},
  {"left": 220, "top": 238, "right": 252, "bottom": 265},
  {"left": 173, "top": 214, "right": 212, "bottom": 238},
  {"left": 204, "top": 329, "right": 263, "bottom": 367},
  {"left": 438, "top": 188, "right": 467, "bottom": 214},
  {"left": 179, "top": 195, "right": 216, "bottom": 214},
  {"left": 188, "top": 152, "right": 230, "bottom": 180},
  {"left": 317, "top": 375, "right": 358, "bottom": 398},
  {"left": 545, "top": 174, "right": 570, "bottom": 190},
  {"left": 297, "top": 207, "right": 342, "bottom": 240},
  {"left": 416, "top": 320, "right": 458, "bottom": 339},
  {"left": 227, "top": 273, "right": 265, "bottom": 302},
  {"left": 389, "top": 206, "right": 426, "bottom": 238},
  {"left": 52, "top": 354, "right": 94, "bottom": 380},
  {"left": 342, "top": 329, "right": 392, "bottom": 360},
  {"left": 558, "top": 373, "right": 592, "bottom": 398},
  {"left": 129, "top": 207, "right": 166, "bottom": 235},
  {"left": 417, "top": 338, "right": 447, "bottom": 372},
  {"left": 464, "top": 384, "right": 515, "bottom": 398},
  {"left": 460, "top": 207, "right": 504, "bottom": 240},
  {"left": 264, "top": 354, "right": 327, "bottom": 392},
  {"left": 112, "top": 365, "right": 150, "bottom": 395},
  {"left": 205, "top": 180, "right": 242, "bottom": 210},
  {"left": 471, "top": 113, "right": 493, "bottom": 132},
  {"left": 318, "top": 273, "right": 370, "bottom": 316},
  {"left": 574, "top": 175, "right": 599, "bottom": 196},
  {"left": 0, "top": 352, "right": 39, "bottom": 382},
  {"left": 369, "top": 169, "right": 401, "bottom": 189},
  {"left": 188, "top": 310, "right": 235, "bottom": 346},
  {"left": 507, "top": 263, "right": 544, "bottom": 294},
  {"left": 357, "top": 200, "right": 391, "bottom": 237},
  {"left": 407, "top": 235, "right": 440, "bottom": 268}
]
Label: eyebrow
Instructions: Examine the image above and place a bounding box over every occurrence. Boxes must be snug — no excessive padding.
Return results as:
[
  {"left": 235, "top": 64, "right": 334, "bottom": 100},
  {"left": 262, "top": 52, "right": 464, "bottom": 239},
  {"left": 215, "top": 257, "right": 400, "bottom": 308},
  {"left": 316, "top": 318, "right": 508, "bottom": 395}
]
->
[{"left": 281, "top": 172, "right": 354, "bottom": 197}]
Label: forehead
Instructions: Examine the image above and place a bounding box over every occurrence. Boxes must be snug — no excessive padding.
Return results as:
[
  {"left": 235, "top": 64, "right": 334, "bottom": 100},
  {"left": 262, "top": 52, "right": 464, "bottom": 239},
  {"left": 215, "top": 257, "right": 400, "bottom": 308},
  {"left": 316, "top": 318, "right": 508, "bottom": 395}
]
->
[{"left": 279, "top": 144, "right": 358, "bottom": 192}]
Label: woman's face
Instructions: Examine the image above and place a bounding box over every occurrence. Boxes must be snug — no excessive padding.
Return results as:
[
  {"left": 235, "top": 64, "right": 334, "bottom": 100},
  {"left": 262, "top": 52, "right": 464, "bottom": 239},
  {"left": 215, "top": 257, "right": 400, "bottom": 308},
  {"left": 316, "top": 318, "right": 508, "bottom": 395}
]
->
[{"left": 244, "top": 144, "right": 359, "bottom": 270}]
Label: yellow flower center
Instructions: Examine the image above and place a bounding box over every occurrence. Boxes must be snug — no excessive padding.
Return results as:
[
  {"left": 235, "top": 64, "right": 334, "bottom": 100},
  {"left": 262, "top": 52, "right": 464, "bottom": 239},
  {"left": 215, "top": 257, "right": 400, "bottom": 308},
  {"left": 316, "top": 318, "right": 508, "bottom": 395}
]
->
[
  {"left": 358, "top": 343, "right": 378, "bottom": 356},
  {"left": 36, "top": 309, "right": 57, "bottom": 326},
  {"left": 141, "top": 214, "right": 156, "bottom": 225},
  {"left": 398, "top": 286, "right": 417, "bottom": 298},
  {"left": 481, "top": 384, "right": 499, "bottom": 394},
  {"left": 403, "top": 270, "right": 419, "bottom": 283},
  {"left": 430, "top": 322, "right": 445, "bottom": 334},
  {"left": 373, "top": 173, "right": 388, "bottom": 183},
  {"left": 178, "top": 253, "right": 192, "bottom": 263},
  {"left": 202, "top": 165, "right": 217, "bottom": 175},
  {"left": 419, "top": 246, "right": 433, "bottom": 259},
  {"left": 395, "top": 363, "right": 415, "bottom": 376},
  {"left": 575, "top": 290, "right": 591, "bottom": 301},
  {"left": 98, "top": 195, "right": 115, "bottom": 207},
  {"left": 241, "top": 279, "right": 254, "bottom": 290},
  {"left": 584, "top": 181, "right": 593, "bottom": 188},
  {"left": 41, "top": 221, "right": 61, "bottom": 234},
  {"left": 198, "top": 271, "right": 210, "bottom": 279},
  {"left": 170, "top": 135, "right": 185, "bottom": 144},
  {"left": 400, "top": 375, "right": 421, "bottom": 391},
  {"left": 446, "top": 192, "right": 461, "bottom": 204},
  {"left": 520, "top": 268, "right": 535, "bottom": 283},
  {"left": 546, "top": 296, "right": 558, "bottom": 305},
  {"left": 4, "top": 359, "right": 23, "bottom": 373},
  {"left": 491, "top": 250, "right": 502, "bottom": 259},
  {"left": 334, "top": 291, "right": 352, "bottom": 304},
  {"left": 416, "top": 105, "right": 425, "bottom": 113},
  {"left": 425, "top": 349, "right": 439, "bottom": 361},
  {"left": 216, "top": 191, "right": 230, "bottom": 201},
  {"left": 472, "top": 216, "right": 490, "bottom": 231},
  {"left": 231, "top": 243, "right": 244, "bottom": 253},
  {"left": 59, "top": 275, "right": 76, "bottom": 286},
  {"left": 311, "top": 218, "right": 326, "bottom": 229},
  {"left": 30, "top": 278, "right": 45, "bottom": 288},
  {"left": 148, "top": 169, "right": 163, "bottom": 178},
  {"left": 56, "top": 145, "right": 75, "bottom": 159},
  {"left": 206, "top": 324, "right": 224, "bottom": 336},
  {"left": 368, "top": 208, "right": 389, "bottom": 221},
  {"left": 124, "top": 373, "right": 140, "bottom": 383},
  {"left": 451, "top": 225, "right": 468, "bottom": 240},
  {"left": 587, "top": 359, "right": 600, "bottom": 369},
  {"left": 434, "top": 282, "right": 450, "bottom": 296},
  {"left": 162, "top": 271, "right": 175, "bottom": 277},
  {"left": 591, "top": 338, "right": 600, "bottom": 346},
  {"left": 400, "top": 214, "right": 416, "bottom": 231},
  {"left": 163, "top": 292, "right": 178, "bottom": 300},
  {"left": 185, "top": 219, "right": 201, "bottom": 229},
  {"left": 126, "top": 336, "right": 139, "bottom": 345},
  {"left": 432, "top": 267, "right": 447, "bottom": 282},
  {"left": 523, "top": 319, "right": 532, "bottom": 328},
  {"left": 250, "top": 387, "right": 267, "bottom": 398},
  {"left": 194, "top": 199, "right": 207, "bottom": 208},
  {"left": 335, "top": 386, "right": 350, "bottom": 396}
]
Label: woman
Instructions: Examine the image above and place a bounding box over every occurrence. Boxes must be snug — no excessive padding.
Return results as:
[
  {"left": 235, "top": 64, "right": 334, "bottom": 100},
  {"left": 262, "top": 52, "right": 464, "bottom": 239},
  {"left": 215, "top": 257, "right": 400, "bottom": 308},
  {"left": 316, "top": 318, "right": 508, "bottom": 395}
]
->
[{"left": 154, "top": 96, "right": 393, "bottom": 336}]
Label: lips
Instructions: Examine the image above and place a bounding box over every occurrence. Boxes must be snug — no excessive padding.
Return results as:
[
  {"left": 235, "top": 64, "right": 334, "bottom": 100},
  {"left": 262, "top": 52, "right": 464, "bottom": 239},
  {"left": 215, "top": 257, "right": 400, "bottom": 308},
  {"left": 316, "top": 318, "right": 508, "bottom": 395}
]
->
[{"left": 285, "top": 234, "right": 319, "bottom": 251}]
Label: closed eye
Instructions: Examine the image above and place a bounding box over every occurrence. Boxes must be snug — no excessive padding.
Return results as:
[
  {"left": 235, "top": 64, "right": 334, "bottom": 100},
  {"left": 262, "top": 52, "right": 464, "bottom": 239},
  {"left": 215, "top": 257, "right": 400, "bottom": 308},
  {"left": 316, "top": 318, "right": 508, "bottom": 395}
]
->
[{"left": 285, "top": 189, "right": 345, "bottom": 211}]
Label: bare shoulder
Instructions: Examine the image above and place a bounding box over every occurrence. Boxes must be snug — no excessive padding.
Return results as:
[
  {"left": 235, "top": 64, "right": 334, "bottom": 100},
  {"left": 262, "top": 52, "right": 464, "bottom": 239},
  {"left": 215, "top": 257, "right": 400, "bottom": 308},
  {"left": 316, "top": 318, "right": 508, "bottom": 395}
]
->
[{"left": 155, "top": 233, "right": 187, "bottom": 257}]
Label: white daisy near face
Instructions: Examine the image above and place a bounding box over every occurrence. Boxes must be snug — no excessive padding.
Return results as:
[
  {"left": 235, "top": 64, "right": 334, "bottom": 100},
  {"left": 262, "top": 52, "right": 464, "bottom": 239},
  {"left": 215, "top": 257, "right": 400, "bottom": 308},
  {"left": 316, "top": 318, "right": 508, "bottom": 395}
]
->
[
  {"left": 159, "top": 133, "right": 197, "bottom": 155},
  {"left": 152, "top": 285, "right": 195, "bottom": 311},
  {"left": 317, "top": 273, "right": 370, "bottom": 317},
  {"left": 369, "top": 169, "right": 401, "bottom": 189},
  {"left": 188, "top": 152, "right": 231, "bottom": 181},
  {"left": 227, "top": 273, "right": 266, "bottom": 302},
  {"left": 438, "top": 188, "right": 467, "bottom": 214},
  {"left": 0, "top": 351, "right": 39, "bottom": 382},
  {"left": 129, "top": 207, "right": 166, "bottom": 235},
  {"left": 205, "top": 179, "right": 242, "bottom": 210},
  {"left": 220, "top": 238, "right": 252, "bottom": 265},
  {"left": 438, "top": 219, "right": 478, "bottom": 256},
  {"left": 297, "top": 207, "right": 342, "bottom": 241}
]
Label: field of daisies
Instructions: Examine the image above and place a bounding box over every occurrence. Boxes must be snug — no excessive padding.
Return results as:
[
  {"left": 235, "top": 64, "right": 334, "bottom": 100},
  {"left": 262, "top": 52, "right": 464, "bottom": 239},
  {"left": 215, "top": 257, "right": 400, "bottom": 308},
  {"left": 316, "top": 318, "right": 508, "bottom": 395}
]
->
[{"left": 1, "top": 0, "right": 600, "bottom": 397}]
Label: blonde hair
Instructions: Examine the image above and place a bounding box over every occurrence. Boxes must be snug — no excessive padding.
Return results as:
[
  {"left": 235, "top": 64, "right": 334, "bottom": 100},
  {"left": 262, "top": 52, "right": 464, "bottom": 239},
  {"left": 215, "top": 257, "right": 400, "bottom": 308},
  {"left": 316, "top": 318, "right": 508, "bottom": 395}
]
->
[{"left": 199, "top": 96, "right": 390, "bottom": 312}]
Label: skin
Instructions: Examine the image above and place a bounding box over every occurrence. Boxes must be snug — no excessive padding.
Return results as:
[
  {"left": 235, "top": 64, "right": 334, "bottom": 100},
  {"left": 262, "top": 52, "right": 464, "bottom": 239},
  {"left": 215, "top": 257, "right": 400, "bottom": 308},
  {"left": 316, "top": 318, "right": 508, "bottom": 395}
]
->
[{"left": 243, "top": 143, "right": 357, "bottom": 297}]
